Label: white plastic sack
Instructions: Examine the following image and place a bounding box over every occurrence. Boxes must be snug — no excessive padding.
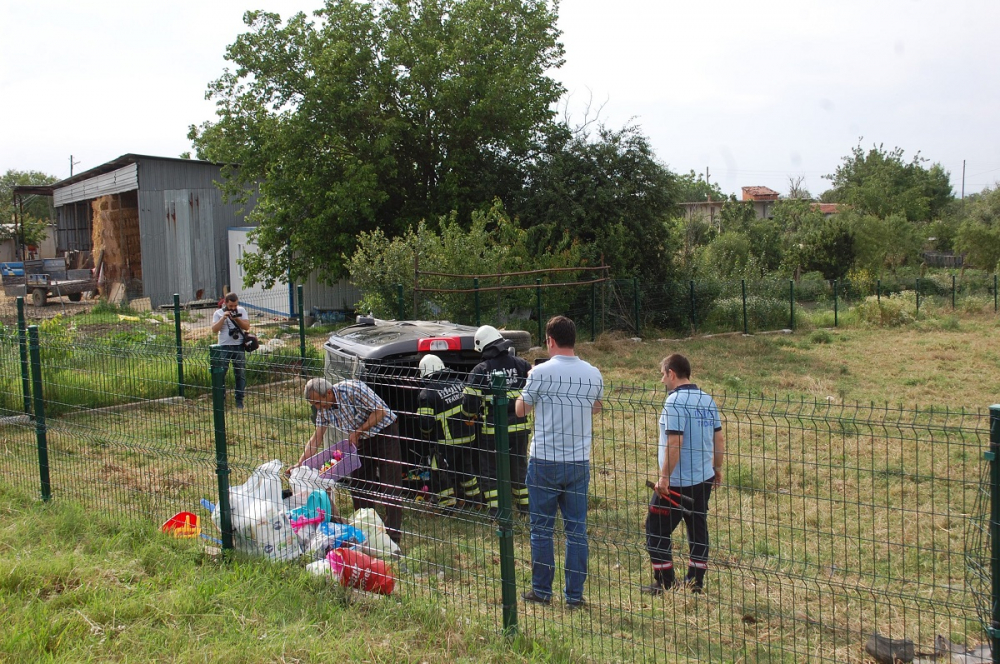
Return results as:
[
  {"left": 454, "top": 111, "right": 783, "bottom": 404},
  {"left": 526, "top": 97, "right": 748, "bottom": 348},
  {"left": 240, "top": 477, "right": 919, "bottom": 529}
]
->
[
  {"left": 238, "top": 499, "right": 300, "bottom": 562},
  {"left": 288, "top": 465, "right": 326, "bottom": 510},
  {"left": 349, "top": 508, "right": 401, "bottom": 559},
  {"left": 211, "top": 460, "right": 301, "bottom": 561}
]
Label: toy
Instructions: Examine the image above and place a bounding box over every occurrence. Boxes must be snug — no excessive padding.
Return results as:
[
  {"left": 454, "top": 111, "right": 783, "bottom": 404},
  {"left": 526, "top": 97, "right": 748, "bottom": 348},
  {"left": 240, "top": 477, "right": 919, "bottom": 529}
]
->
[{"left": 161, "top": 512, "right": 200, "bottom": 539}]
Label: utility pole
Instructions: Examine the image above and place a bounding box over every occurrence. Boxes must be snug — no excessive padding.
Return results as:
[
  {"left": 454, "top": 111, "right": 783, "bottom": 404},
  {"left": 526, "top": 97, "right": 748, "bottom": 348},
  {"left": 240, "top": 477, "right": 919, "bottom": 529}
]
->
[
  {"left": 69, "top": 155, "right": 80, "bottom": 177},
  {"left": 961, "top": 159, "right": 966, "bottom": 205}
]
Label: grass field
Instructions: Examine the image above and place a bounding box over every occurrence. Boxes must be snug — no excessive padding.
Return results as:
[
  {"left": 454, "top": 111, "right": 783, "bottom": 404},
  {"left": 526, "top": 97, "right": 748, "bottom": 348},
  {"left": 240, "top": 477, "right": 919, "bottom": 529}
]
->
[{"left": 1, "top": 305, "right": 997, "bottom": 662}]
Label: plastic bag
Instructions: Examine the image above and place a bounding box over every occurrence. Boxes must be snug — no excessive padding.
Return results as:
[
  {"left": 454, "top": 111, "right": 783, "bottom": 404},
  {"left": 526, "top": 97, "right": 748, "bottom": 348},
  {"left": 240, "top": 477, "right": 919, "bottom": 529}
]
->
[
  {"left": 349, "top": 508, "right": 401, "bottom": 559},
  {"left": 288, "top": 466, "right": 326, "bottom": 510},
  {"left": 238, "top": 499, "right": 301, "bottom": 561},
  {"left": 305, "top": 521, "right": 367, "bottom": 559},
  {"left": 211, "top": 460, "right": 301, "bottom": 561}
]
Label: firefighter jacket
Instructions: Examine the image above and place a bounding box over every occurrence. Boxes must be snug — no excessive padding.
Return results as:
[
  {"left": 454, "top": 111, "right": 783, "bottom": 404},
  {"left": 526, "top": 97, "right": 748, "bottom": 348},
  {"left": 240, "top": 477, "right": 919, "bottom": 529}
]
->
[
  {"left": 418, "top": 371, "right": 476, "bottom": 445},
  {"left": 463, "top": 340, "right": 532, "bottom": 435}
]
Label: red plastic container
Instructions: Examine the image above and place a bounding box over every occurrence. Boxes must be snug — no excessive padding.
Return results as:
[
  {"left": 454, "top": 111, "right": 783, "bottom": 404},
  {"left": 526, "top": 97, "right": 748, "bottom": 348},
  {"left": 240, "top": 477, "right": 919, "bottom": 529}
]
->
[
  {"left": 327, "top": 547, "right": 395, "bottom": 595},
  {"left": 303, "top": 439, "right": 362, "bottom": 482}
]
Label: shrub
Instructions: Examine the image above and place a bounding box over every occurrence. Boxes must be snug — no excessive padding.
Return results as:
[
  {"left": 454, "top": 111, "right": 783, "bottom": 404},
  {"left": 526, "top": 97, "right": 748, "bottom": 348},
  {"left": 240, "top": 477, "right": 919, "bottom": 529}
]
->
[
  {"left": 704, "top": 296, "right": 792, "bottom": 333},
  {"left": 794, "top": 273, "right": 829, "bottom": 303},
  {"left": 852, "top": 292, "right": 916, "bottom": 327},
  {"left": 809, "top": 329, "right": 833, "bottom": 344},
  {"left": 38, "top": 315, "right": 75, "bottom": 363}
]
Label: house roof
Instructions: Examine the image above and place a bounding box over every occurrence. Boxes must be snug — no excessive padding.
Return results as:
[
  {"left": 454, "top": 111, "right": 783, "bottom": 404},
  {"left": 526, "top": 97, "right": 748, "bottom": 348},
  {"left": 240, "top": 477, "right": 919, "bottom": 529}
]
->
[
  {"left": 45, "top": 153, "right": 230, "bottom": 191},
  {"left": 811, "top": 203, "right": 841, "bottom": 214},
  {"left": 741, "top": 186, "right": 781, "bottom": 199}
]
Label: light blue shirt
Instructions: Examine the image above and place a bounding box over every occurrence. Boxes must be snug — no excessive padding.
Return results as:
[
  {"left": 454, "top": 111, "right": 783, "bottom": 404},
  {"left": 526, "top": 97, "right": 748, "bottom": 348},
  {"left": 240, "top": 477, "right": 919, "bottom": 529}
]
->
[
  {"left": 521, "top": 355, "right": 604, "bottom": 462},
  {"left": 659, "top": 384, "right": 721, "bottom": 487}
]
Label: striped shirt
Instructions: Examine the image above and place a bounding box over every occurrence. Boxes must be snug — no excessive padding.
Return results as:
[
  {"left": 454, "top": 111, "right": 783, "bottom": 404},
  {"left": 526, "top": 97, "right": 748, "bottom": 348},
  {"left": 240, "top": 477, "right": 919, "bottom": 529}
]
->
[{"left": 315, "top": 380, "right": 397, "bottom": 439}]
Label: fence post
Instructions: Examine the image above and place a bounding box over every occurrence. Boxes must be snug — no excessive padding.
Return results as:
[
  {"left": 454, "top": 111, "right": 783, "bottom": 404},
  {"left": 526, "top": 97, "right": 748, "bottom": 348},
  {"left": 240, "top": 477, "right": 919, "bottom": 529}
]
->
[
  {"left": 591, "top": 281, "right": 597, "bottom": 342},
  {"left": 995, "top": 274, "right": 998, "bottom": 314},
  {"left": 789, "top": 280, "right": 795, "bottom": 331},
  {"left": 633, "top": 277, "right": 640, "bottom": 337},
  {"left": 741, "top": 279, "right": 748, "bottom": 335},
  {"left": 397, "top": 283, "right": 404, "bottom": 320},
  {"left": 952, "top": 274, "right": 957, "bottom": 310},
  {"left": 916, "top": 277, "right": 921, "bottom": 315},
  {"left": 474, "top": 277, "right": 481, "bottom": 327},
  {"left": 535, "top": 278, "right": 542, "bottom": 345},
  {"left": 877, "top": 279, "right": 881, "bottom": 303},
  {"left": 173, "top": 294, "right": 184, "bottom": 398},
  {"left": 17, "top": 296, "right": 31, "bottom": 415},
  {"left": 491, "top": 371, "right": 518, "bottom": 634},
  {"left": 297, "top": 284, "right": 306, "bottom": 376},
  {"left": 988, "top": 405, "right": 1000, "bottom": 663},
  {"left": 833, "top": 279, "right": 839, "bottom": 327},
  {"left": 210, "top": 345, "right": 234, "bottom": 552},
  {"left": 689, "top": 280, "right": 697, "bottom": 334},
  {"left": 28, "top": 326, "right": 50, "bottom": 502}
]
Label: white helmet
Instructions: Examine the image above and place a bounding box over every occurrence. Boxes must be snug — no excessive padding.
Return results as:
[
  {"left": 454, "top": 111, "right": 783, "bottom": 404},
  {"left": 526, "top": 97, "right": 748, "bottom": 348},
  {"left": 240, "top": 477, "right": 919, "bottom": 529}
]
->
[
  {"left": 474, "top": 325, "right": 503, "bottom": 352},
  {"left": 419, "top": 354, "right": 445, "bottom": 377}
]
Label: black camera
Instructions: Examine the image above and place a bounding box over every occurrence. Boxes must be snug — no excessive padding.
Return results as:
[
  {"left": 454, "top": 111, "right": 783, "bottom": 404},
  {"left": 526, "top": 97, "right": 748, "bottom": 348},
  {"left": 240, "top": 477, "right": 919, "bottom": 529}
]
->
[
  {"left": 227, "top": 310, "right": 242, "bottom": 318},
  {"left": 230, "top": 330, "right": 241, "bottom": 340}
]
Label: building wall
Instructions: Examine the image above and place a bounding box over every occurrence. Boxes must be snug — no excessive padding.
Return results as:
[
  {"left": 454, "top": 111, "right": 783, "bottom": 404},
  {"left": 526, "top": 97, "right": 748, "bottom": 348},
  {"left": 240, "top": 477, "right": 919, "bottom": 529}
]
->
[{"left": 134, "top": 159, "right": 257, "bottom": 307}]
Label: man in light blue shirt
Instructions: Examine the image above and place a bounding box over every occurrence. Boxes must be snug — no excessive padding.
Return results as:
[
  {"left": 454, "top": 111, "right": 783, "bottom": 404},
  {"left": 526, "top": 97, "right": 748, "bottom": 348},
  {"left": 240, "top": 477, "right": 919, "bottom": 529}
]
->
[
  {"left": 515, "top": 316, "right": 603, "bottom": 609},
  {"left": 643, "top": 354, "right": 725, "bottom": 595}
]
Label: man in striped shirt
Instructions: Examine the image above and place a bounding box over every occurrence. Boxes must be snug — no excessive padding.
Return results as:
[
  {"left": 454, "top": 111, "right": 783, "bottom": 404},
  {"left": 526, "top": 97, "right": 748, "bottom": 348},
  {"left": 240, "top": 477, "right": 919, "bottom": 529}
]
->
[{"left": 298, "top": 378, "right": 404, "bottom": 544}]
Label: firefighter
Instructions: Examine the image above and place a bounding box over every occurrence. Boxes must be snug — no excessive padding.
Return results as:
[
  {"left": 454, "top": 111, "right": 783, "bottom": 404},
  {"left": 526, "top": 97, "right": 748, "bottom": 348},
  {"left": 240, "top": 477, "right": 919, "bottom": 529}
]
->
[
  {"left": 416, "top": 354, "right": 482, "bottom": 508},
  {"left": 463, "top": 325, "right": 532, "bottom": 515}
]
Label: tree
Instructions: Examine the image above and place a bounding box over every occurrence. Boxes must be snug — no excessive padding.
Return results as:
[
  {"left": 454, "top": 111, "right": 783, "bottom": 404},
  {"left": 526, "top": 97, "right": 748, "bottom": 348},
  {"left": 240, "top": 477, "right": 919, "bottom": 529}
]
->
[
  {"left": 823, "top": 142, "right": 953, "bottom": 221},
  {"left": 190, "top": 0, "right": 565, "bottom": 285},
  {"left": 0, "top": 170, "right": 58, "bottom": 251},
  {"left": 954, "top": 186, "right": 1000, "bottom": 269},
  {"left": 787, "top": 175, "right": 812, "bottom": 200},
  {"left": 514, "top": 123, "right": 681, "bottom": 282},
  {"left": 789, "top": 216, "right": 856, "bottom": 281},
  {"left": 712, "top": 196, "right": 782, "bottom": 276},
  {"left": 675, "top": 170, "right": 725, "bottom": 203},
  {"left": 848, "top": 211, "right": 922, "bottom": 275}
]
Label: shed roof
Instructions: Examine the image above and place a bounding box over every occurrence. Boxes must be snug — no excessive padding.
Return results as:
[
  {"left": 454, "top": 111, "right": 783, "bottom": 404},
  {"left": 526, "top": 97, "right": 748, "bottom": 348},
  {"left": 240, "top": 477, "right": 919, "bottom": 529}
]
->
[{"left": 48, "top": 153, "right": 228, "bottom": 191}]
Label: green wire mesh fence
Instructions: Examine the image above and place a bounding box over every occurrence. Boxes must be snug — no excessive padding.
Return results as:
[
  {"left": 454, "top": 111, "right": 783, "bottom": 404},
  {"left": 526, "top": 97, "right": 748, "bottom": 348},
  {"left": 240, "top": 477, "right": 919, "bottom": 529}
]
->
[{"left": 0, "top": 324, "right": 994, "bottom": 662}]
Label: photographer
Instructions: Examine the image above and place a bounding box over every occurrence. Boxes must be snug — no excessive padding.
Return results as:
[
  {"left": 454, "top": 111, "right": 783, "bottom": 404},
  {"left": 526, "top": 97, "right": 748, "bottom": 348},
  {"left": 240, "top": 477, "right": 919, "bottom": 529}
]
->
[{"left": 211, "top": 292, "right": 250, "bottom": 409}]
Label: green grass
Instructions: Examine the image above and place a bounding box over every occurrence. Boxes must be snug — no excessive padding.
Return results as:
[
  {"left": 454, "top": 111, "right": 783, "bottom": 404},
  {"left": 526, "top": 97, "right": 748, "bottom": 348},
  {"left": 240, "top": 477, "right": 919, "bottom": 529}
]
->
[
  {"left": 2, "top": 305, "right": 999, "bottom": 662},
  {"left": 0, "top": 485, "right": 559, "bottom": 664}
]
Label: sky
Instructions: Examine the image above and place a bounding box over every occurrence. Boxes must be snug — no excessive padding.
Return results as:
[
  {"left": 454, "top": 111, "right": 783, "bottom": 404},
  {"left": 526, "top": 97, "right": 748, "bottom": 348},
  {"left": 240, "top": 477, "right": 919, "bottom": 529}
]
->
[{"left": 2, "top": 0, "right": 999, "bottom": 199}]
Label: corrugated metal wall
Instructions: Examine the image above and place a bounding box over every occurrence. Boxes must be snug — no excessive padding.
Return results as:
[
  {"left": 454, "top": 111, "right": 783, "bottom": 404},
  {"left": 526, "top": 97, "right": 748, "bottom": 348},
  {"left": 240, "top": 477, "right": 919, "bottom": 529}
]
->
[
  {"left": 53, "top": 164, "right": 138, "bottom": 207},
  {"left": 135, "top": 159, "right": 256, "bottom": 308}
]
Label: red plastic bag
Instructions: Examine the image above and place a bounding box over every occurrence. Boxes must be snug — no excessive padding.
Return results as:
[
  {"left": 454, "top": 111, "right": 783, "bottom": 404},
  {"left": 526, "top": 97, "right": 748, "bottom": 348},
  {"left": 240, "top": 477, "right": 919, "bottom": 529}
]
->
[{"left": 327, "top": 547, "right": 395, "bottom": 595}]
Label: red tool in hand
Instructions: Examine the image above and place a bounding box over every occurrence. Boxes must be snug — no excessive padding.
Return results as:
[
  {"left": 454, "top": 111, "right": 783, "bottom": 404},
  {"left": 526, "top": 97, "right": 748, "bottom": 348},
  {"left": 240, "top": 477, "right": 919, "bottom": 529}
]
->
[{"left": 645, "top": 479, "right": 695, "bottom": 513}]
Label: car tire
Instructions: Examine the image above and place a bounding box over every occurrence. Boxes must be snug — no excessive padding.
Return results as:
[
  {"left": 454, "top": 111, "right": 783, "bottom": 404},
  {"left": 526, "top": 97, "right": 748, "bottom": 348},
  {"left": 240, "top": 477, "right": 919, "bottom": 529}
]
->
[{"left": 500, "top": 330, "right": 532, "bottom": 354}]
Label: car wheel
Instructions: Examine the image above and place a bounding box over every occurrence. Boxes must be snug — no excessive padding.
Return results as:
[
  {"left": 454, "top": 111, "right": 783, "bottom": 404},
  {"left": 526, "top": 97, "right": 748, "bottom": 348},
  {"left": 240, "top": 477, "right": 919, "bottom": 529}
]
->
[
  {"left": 32, "top": 288, "right": 48, "bottom": 307},
  {"left": 500, "top": 330, "right": 532, "bottom": 354}
]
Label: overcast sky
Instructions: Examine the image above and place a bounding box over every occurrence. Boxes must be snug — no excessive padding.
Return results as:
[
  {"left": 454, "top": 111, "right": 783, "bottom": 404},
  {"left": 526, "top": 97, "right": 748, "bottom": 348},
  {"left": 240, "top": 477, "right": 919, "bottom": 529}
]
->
[{"left": 2, "top": 0, "right": 998, "bottom": 199}]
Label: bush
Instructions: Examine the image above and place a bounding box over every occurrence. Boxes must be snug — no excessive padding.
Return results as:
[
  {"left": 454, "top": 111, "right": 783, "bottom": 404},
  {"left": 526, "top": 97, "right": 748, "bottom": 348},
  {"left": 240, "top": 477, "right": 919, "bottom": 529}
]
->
[
  {"left": 852, "top": 292, "right": 916, "bottom": 327},
  {"left": 794, "top": 273, "right": 829, "bottom": 303},
  {"left": 809, "top": 329, "right": 833, "bottom": 344},
  {"left": 704, "top": 296, "right": 792, "bottom": 333}
]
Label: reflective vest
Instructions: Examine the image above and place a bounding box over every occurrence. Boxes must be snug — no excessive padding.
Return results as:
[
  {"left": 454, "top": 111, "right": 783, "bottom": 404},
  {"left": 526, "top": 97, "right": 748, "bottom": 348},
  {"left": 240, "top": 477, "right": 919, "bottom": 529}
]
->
[{"left": 418, "top": 374, "right": 476, "bottom": 445}]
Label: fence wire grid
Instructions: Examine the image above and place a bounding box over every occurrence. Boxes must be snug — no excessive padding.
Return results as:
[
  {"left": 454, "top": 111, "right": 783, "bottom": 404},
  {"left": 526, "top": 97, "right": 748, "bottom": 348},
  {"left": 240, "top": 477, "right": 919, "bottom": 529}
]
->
[{"left": 0, "top": 319, "right": 995, "bottom": 664}]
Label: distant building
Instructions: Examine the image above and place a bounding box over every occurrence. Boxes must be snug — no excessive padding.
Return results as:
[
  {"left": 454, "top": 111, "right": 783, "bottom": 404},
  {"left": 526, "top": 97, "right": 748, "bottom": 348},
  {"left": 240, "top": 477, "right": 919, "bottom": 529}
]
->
[
  {"left": 680, "top": 186, "right": 842, "bottom": 225},
  {"left": 18, "top": 153, "right": 361, "bottom": 313}
]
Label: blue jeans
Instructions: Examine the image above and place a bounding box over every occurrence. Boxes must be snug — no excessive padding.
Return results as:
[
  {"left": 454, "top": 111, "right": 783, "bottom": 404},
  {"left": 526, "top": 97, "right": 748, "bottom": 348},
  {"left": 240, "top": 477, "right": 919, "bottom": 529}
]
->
[
  {"left": 219, "top": 345, "right": 246, "bottom": 404},
  {"left": 526, "top": 459, "right": 590, "bottom": 603}
]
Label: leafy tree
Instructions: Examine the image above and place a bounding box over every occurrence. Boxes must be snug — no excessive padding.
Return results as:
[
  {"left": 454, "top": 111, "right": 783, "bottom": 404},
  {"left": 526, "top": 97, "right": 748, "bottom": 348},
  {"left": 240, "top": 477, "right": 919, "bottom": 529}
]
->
[
  {"left": 675, "top": 170, "right": 725, "bottom": 203},
  {"left": 190, "top": 0, "right": 565, "bottom": 285},
  {"left": 709, "top": 196, "right": 782, "bottom": 276},
  {"left": 348, "top": 199, "right": 585, "bottom": 320},
  {"left": 823, "top": 142, "right": 953, "bottom": 221},
  {"left": 848, "top": 211, "right": 922, "bottom": 275},
  {"left": 954, "top": 186, "right": 1000, "bottom": 269},
  {"left": 790, "top": 216, "right": 856, "bottom": 281},
  {"left": 0, "top": 170, "right": 58, "bottom": 250},
  {"left": 514, "top": 123, "right": 681, "bottom": 282}
]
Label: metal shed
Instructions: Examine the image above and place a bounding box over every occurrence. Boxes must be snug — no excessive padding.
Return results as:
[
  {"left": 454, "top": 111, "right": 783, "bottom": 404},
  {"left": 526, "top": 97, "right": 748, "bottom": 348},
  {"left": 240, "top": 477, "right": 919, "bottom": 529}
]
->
[{"left": 48, "top": 154, "right": 257, "bottom": 308}]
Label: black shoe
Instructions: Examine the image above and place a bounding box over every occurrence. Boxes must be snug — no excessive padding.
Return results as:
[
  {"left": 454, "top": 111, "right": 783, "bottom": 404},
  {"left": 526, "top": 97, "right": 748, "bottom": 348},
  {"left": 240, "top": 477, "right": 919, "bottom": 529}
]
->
[
  {"left": 235, "top": 401, "right": 244, "bottom": 410},
  {"left": 521, "top": 590, "right": 551, "bottom": 606},
  {"left": 640, "top": 583, "right": 664, "bottom": 596},
  {"left": 684, "top": 579, "right": 704, "bottom": 594},
  {"left": 566, "top": 598, "right": 586, "bottom": 610}
]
